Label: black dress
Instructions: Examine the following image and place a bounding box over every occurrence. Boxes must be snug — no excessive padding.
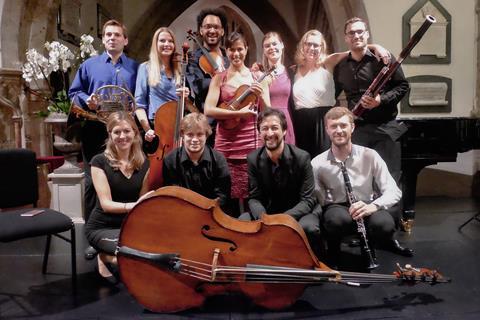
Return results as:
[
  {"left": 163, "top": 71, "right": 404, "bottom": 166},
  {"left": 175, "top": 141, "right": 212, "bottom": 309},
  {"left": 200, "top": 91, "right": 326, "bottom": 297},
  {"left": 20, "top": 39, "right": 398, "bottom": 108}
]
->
[{"left": 85, "top": 153, "right": 149, "bottom": 254}]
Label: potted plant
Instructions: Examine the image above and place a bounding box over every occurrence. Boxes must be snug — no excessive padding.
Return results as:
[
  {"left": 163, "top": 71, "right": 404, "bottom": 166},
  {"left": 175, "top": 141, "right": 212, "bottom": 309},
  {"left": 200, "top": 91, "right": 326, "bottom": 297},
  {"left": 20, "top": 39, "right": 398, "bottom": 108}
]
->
[{"left": 22, "top": 35, "right": 97, "bottom": 173}]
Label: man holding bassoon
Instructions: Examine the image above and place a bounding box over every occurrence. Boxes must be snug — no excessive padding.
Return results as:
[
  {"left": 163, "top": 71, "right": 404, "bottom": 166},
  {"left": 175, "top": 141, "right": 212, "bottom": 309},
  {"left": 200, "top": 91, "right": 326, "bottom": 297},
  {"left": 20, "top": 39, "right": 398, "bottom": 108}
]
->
[{"left": 333, "top": 17, "right": 413, "bottom": 257}]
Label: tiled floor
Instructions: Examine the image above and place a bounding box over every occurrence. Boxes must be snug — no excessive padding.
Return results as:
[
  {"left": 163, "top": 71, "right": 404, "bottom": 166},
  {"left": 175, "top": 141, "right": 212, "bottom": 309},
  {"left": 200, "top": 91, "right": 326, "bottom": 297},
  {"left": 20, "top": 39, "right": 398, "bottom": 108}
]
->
[{"left": 1, "top": 196, "right": 479, "bottom": 319}]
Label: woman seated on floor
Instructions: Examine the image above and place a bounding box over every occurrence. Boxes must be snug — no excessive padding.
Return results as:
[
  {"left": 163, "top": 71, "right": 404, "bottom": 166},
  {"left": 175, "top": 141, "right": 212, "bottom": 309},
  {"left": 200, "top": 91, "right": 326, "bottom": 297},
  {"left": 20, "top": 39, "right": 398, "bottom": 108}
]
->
[{"left": 85, "top": 111, "right": 151, "bottom": 283}]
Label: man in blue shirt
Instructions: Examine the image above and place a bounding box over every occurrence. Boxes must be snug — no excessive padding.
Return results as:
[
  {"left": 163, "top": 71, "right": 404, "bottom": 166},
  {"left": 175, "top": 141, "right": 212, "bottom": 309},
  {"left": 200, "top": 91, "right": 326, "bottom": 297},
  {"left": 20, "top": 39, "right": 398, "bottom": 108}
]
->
[{"left": 69, "top": 19, "right": 139, "bottom": 259}]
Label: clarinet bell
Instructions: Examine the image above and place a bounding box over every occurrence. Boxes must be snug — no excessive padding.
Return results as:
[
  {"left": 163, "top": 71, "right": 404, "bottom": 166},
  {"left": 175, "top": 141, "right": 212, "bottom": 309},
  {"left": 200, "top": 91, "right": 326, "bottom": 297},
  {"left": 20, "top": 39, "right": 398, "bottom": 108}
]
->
[{"left": 361, "top": 247, "right": 380, "bottom": 270}]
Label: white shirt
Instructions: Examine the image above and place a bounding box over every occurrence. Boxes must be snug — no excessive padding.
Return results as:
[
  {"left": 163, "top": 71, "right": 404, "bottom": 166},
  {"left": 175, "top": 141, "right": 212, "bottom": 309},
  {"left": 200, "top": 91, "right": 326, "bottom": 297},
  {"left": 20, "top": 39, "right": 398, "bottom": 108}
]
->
[
  {"left": 292, "top": 66, "right": 336, "bottom": 109},
  {"left": 311, "top": 144, "right": 401, "bottom": 209}
]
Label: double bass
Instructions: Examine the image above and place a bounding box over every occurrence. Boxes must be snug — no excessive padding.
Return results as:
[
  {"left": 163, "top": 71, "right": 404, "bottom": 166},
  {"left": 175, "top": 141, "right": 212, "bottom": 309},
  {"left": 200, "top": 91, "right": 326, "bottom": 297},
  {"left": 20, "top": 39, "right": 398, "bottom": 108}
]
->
[
  {"left": 117, "top": 186, "right": 449, "bottom": 313},
  {"left": 147, "top": 43, "right": 192, "bottom": 190}
]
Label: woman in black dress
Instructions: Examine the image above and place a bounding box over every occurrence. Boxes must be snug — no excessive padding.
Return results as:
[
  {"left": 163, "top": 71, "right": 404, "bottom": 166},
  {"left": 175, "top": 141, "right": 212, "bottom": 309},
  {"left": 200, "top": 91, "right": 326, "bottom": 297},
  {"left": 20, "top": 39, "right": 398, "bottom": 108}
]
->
[{"left": 85, "top": 111, "right": 150, "bottom": 282}]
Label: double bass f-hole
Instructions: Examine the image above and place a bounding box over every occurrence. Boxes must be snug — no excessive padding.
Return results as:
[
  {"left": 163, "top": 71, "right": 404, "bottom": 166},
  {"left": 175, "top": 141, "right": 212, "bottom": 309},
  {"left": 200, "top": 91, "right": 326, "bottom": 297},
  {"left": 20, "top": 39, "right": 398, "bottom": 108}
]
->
[{"left": 201, "top": 225, "right": 238, "bottom": 251}]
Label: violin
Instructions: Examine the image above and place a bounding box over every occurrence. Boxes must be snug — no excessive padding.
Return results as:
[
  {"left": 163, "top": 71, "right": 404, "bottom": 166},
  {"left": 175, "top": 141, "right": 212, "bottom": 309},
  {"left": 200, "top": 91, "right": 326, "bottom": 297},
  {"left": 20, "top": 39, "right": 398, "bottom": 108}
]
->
[
  {"left": 218, "top": 67, "right": 275, "bottom": 130},
  {"left": 187, "top": 30, "right": 225, "bottom": 77},
  {"left": 117, "top": 186, "right": 450, "bottom": 313},
  {"left": 147, "top": 42, "right": 195, "bottom": 190}
]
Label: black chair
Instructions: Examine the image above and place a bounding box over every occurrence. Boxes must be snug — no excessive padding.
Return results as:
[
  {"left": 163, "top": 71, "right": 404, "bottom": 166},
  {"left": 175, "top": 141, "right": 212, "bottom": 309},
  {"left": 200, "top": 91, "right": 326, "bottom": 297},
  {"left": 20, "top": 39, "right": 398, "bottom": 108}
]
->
[{"left": 0, "top": 148, "right": 76, "bottom": 292}]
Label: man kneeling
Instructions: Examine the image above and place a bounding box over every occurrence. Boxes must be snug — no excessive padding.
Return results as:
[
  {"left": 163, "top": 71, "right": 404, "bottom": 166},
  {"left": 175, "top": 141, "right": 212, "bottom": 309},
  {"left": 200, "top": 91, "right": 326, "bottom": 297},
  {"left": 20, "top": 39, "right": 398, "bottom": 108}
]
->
[
  {"left": 240, "top": 108, "right": 322, "bottom": 253},
  {"left": 312, "top": 107, "right": 412, "bottom": 270},
  {"left": 163, "top": 112, "right": 231, "bottom": 210}
]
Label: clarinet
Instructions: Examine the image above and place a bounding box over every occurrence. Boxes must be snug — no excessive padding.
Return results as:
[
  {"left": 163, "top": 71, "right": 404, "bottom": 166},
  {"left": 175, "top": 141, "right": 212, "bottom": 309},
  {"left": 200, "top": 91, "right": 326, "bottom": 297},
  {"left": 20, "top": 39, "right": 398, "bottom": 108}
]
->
[{"left": 340, "top": 162, "right": 379, "bottom": 270}]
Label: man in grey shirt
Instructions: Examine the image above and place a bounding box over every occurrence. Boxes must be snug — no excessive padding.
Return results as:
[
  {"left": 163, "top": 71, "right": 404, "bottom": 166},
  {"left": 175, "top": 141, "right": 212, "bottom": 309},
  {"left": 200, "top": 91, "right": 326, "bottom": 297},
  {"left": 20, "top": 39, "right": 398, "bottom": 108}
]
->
[{"left": 311, "top": 107, "right": 412, "bottom": 268}]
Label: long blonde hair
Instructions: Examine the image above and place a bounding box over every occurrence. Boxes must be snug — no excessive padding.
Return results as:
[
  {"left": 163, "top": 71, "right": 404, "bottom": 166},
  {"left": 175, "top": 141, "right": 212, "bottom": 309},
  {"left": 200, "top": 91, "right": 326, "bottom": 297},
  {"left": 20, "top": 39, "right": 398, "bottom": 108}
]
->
[
  {"left": 104, "top": 111, "right": 145, "bottom": 171},
  {"left": 147, "top": 27, "right": 180, "bottom": 87},
  {"left": 294, "top": 29, "right": 327, "bottom": 68},
  {"left": 261, "top": 32, "right": 285, "bottom": 70}
]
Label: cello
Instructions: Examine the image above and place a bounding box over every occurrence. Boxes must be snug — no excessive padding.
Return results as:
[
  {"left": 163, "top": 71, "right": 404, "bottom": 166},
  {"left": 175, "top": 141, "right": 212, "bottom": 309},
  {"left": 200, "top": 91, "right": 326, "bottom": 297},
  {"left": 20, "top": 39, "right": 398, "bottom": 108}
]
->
[
  {"left": 147, "top": 42, "right": 192, "bottom": 190},
  {"left": 117, "top": 186, "right": 450, "bottom": 313}
]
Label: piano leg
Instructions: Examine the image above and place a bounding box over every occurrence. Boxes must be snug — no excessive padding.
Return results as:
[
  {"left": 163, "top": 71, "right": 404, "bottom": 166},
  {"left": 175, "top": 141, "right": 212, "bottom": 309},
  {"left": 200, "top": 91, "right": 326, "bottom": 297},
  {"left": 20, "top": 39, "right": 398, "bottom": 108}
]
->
[{"left": 401, "top": 159, "right": 438, "bottom": 232}]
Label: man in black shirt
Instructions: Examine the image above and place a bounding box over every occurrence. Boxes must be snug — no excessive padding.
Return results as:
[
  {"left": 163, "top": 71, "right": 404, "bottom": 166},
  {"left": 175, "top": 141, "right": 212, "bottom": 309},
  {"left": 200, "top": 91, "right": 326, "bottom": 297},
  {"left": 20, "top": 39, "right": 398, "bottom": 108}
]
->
[
  {"left": 334, "top": 17, "right": 409, "bottom": 188},
  {"left": 240, "top": 108, "right": 322, "bottom": 253},
  {"left": 163, "top": 113, "right": 231, "bottom": 209},
  {"left": 186, "top": 8, "right": 229, "bottom": 146}
]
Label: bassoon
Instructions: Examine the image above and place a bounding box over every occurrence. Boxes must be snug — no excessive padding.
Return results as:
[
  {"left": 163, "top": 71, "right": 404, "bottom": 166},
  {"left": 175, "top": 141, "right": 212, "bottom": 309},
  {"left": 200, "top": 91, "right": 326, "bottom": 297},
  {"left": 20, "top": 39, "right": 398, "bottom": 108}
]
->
[{"left": 352, "top": 15, "right": 436, "bottom": 117}]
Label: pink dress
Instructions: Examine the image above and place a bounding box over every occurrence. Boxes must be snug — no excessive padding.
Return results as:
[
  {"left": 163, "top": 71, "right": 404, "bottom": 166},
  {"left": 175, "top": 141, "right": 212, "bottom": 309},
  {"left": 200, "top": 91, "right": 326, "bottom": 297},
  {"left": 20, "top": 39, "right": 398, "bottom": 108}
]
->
[
  {"left": 269, "top": 69, "right": 295, "bottom": 145},
  {"left": 215, "top": 72, "right": 261, "bottom": 200}
]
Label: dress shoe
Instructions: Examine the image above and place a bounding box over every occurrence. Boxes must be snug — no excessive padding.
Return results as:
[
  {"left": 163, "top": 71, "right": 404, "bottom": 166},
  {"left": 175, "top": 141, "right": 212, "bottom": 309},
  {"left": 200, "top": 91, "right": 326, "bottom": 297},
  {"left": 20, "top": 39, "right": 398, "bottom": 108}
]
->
[
  {"left": 348, "top": 239, "right": 361, "bottom": 247},
  {"left": 85, "top": 246, "right": 98, "bottom": 260},
  {"left": 94, "top": 264, "right": 118, "bottom": 285},
  {"left": 387, "top": 239, "right": 414, "bottom": 257}
]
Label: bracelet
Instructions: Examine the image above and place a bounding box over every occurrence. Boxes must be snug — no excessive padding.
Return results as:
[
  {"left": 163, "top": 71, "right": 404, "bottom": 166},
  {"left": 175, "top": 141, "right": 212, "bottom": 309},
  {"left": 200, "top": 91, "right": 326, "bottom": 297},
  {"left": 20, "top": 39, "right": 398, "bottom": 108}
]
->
[{"left": 124, "top": 203, "right": 128, "bottom": 213}]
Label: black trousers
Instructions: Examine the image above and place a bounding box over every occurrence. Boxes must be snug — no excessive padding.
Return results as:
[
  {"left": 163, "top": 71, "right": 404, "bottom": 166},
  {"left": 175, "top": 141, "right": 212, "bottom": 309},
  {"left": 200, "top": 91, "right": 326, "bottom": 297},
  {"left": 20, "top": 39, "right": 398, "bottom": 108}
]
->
[
  {"left": 293, "top": 107, "right": 331, "bottom": 158},
  {"left": 352, "top": 121, "right": 403, "bottom": 224},
  {"left": 81, "top": 121, "right": 107, "bottom": 223},
  {"left": 322, "top": 204, "right": 396, "bottom": 248},
  {"left": 352, "top": 121, "right": 401, "bottom": 183}
]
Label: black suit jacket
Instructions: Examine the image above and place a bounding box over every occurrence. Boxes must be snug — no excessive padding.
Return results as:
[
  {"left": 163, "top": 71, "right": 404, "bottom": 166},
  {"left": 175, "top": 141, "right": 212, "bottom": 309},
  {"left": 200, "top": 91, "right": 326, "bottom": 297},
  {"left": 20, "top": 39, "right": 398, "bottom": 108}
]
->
[{"left": 247, "top": 144, "right": 317, "bottom": 220}]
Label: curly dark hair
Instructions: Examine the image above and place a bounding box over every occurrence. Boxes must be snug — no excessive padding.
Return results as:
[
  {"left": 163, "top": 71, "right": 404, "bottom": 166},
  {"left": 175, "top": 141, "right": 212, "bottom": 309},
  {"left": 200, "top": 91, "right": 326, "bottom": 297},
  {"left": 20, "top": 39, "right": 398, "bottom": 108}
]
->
[{"left": 196, "top": 8, "right": 227, "bottom": 31}]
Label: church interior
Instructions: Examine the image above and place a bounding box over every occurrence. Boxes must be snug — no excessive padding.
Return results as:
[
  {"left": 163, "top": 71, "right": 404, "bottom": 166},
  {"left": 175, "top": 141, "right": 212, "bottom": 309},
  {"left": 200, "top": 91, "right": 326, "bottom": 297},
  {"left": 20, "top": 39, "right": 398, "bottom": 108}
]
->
[{"left": 1, "top": 0, "right": 480, "bottom": 318}]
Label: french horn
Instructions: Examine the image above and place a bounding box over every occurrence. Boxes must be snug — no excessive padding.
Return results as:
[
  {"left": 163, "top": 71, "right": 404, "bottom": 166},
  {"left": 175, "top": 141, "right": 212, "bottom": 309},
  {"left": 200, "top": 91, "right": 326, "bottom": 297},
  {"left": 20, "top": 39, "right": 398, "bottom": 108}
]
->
[{"left": 69, "top": 84, "right": 136, "bottom": 124}]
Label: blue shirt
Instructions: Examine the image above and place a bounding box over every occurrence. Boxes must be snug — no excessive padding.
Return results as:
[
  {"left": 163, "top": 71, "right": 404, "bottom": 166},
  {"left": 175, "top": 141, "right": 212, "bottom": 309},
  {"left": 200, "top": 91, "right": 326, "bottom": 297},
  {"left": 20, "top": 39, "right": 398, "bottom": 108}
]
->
[
  {"left": 134, "top": 62, "right": 178, "bottom": 120},
  {"left": 68, "top": 52, "right": 139, "bottom": 107}
]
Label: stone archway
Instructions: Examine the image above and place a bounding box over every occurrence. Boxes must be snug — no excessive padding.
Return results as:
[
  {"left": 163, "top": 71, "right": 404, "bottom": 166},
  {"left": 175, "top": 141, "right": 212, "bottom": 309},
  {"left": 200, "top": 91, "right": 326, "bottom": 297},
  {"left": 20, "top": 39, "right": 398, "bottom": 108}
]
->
[
  {"left": 127, "top": 0, "right": 299, "bottom": 66},
  {"left": 127, "top": 0, "right": 369, "bottom": 67}
]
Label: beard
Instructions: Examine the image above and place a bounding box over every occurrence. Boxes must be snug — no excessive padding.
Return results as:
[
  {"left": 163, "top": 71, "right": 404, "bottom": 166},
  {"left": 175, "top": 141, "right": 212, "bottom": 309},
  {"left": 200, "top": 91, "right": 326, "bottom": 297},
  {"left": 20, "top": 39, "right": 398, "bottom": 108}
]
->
[{"left": 264, "top": 138, "right": 283, "bottom": 151}]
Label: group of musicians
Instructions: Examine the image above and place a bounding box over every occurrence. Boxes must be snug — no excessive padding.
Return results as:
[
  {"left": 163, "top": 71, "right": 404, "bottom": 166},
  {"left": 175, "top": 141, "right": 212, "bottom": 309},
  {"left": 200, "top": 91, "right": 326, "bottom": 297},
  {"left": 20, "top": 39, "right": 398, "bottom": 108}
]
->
[{"left": 68, "top": 8, "right": 413, "bottom": 283}]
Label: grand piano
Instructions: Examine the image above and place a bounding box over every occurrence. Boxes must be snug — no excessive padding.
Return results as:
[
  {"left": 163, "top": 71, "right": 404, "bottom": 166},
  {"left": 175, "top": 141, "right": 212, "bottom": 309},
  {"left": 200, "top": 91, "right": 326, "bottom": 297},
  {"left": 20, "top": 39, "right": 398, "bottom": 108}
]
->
[{"left": 400, "top": 117, "right": 480, "bottom": 219}]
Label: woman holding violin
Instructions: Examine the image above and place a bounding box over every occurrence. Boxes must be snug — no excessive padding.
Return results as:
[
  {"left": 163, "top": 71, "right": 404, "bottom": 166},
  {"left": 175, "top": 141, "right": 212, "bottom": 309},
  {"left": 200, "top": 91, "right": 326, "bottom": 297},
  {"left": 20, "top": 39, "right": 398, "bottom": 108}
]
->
[
  {"left": 134, "top": 27, "right": 189, "bottom": 148},
  {"left": 204, "top": 32, "right": 271, "bottom": 214}
]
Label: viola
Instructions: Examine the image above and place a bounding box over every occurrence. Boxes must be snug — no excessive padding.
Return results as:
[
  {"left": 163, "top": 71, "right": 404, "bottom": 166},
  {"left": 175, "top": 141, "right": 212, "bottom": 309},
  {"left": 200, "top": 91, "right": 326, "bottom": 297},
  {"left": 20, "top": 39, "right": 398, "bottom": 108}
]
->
[
  {"left": 147, "top": 43, "right": 193, "bottom": 190},
  {"left": 117, "top": 186, "right": 450, "bottom": 313},
  {"left": 218, "top": 67, "right": 275, "bottom": 130},
  {"left": 187, "top": 30, "right": 225, "bottom": 77}
]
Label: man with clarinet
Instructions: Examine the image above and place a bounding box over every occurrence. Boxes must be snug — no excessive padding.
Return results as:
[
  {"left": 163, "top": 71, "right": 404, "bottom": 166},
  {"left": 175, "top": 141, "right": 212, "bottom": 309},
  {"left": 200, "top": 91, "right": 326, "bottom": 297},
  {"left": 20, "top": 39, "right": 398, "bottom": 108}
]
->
[{"left": 312, "top": 107, "right": 404, "bottom": 270}]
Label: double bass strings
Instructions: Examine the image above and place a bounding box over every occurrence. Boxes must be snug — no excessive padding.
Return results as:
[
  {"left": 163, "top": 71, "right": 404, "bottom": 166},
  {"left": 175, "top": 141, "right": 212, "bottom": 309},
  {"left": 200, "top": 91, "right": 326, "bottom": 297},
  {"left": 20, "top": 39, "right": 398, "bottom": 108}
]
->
[{"left": 174, "top": 257, "right": 404, "bottom": 285}]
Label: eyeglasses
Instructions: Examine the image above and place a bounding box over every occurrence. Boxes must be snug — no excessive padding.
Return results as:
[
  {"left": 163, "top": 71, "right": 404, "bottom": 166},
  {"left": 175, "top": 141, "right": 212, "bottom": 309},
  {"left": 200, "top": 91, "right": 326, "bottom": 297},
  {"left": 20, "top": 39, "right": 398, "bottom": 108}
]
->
[
  {"left": 201, "top": 24, "right": 222, "bottom": 31},
  {"left": 303, "top": 42, "right": 322, "bottom": 48},
  {"left": 346, "top": 29, "right": 366, "bottom": 37}
]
